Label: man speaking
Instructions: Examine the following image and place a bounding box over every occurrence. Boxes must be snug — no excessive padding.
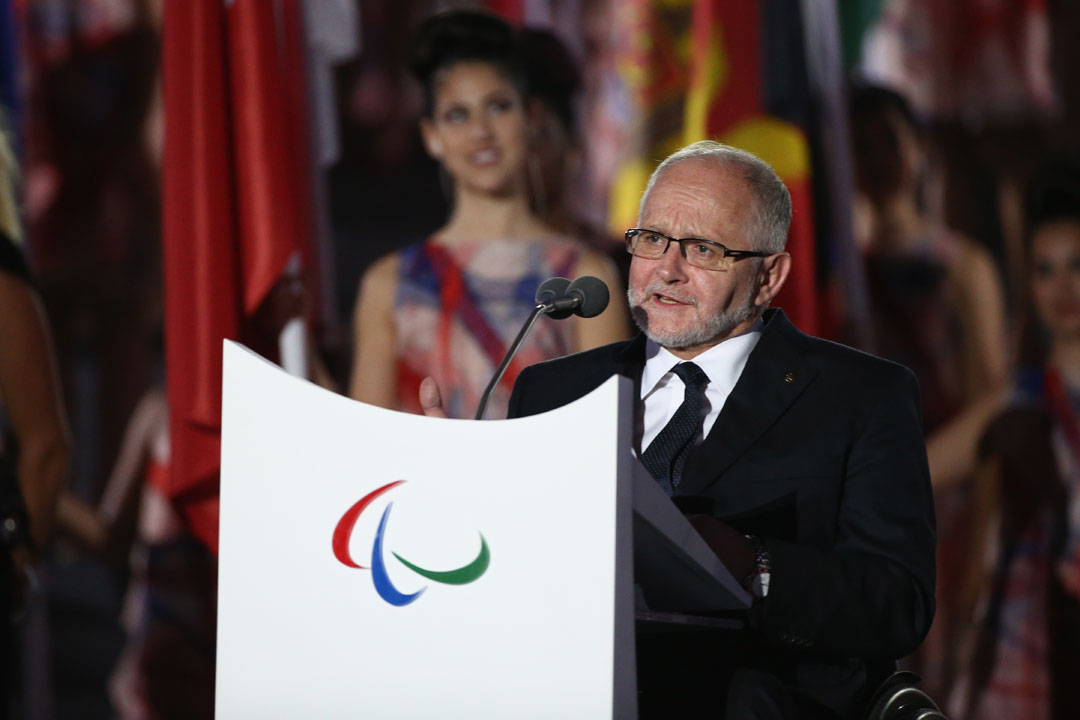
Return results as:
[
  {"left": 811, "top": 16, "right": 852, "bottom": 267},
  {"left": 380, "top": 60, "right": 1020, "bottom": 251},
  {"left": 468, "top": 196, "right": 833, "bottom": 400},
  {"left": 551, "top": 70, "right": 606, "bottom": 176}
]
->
[{"left": 422, "top": 141, "right": 936, "bottom": 719}]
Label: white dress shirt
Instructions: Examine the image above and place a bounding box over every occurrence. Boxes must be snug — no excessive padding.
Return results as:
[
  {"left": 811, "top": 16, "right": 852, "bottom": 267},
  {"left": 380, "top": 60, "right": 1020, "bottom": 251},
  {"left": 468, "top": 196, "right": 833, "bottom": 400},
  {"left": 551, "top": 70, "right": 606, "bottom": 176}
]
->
[{"left": 638, "top": 321, "right": 763, "bottom": 454}]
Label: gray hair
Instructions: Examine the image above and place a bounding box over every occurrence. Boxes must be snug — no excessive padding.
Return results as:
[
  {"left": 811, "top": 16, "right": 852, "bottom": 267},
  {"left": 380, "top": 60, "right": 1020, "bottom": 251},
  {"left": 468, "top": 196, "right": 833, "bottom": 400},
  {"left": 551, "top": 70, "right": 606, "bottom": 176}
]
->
[{"left": 639, "top": 140, "right": 792, "bottom": 254}]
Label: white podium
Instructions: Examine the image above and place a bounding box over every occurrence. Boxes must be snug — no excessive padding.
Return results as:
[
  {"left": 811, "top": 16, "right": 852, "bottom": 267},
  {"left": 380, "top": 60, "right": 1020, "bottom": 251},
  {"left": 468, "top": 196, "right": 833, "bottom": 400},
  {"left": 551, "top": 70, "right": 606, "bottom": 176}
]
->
[{"left": 216, "top": 342, "right": 748, "bottom": 719}]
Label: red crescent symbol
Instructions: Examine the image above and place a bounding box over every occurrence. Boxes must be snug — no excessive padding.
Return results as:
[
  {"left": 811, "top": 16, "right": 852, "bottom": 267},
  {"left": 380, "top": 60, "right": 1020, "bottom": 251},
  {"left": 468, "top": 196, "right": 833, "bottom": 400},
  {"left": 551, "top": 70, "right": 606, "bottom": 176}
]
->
[{"left": 331, "top": 480, "right": 405, "bottom": 568}]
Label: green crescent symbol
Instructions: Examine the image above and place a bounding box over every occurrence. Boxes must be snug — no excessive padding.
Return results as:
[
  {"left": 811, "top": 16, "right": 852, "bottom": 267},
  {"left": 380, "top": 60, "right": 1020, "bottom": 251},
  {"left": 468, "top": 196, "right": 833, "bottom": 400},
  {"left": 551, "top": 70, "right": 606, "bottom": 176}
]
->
[{"left": 393, "top": 534, "right": 490, "bottom": 585}]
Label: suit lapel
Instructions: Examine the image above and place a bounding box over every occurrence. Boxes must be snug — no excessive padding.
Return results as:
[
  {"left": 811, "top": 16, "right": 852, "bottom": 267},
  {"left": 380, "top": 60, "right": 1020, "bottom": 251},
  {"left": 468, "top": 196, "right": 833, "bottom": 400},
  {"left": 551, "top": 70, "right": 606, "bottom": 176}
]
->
[
  {"left": 615, "top": 333, "right": 646, "bottom": 374},
  {"left": 677, "top": 310, "right": 818, "bottom": 496}
]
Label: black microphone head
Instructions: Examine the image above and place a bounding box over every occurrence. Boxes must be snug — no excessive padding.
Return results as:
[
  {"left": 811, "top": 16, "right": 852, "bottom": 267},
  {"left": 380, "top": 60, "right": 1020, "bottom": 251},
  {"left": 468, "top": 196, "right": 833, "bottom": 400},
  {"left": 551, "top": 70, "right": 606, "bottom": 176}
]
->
[
  {"left": 537, "top": 276, "right": 576, "bottom": 319},
  {"left": 534, "top": 276, "right": 571, "bottom": 304},
  {"left": 566, "top": 275, "right": 610, "bottom": 318}
]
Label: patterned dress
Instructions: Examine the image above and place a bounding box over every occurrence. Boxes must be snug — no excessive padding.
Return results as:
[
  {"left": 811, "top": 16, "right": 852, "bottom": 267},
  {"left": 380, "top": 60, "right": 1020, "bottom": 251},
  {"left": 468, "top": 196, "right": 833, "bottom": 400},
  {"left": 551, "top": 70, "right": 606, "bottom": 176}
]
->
[
  {"left": 864, "top": 249, "right": 966, "bottom": 434},
  {"left": 950, "top": 368, "right": 1080, "bottom": 720},
  {"left": 394, "top": 237, "right": 583, "bottom": 420}
]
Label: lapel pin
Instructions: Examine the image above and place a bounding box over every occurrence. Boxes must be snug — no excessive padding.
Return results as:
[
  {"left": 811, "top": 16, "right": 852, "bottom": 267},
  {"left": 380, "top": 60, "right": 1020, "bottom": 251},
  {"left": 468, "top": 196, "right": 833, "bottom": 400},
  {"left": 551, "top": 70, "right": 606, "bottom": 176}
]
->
[{"left": 784, "top": 372, "right": 795, "bottom": 383}]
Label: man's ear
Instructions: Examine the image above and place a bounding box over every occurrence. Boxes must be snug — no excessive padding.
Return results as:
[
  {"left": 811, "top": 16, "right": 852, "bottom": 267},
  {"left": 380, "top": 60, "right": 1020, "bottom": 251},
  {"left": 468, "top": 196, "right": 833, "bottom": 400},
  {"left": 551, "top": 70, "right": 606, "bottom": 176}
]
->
[
  {"left": 754, "top": 252, "right": 792, "bottom": 308},
  {"left": 419, "top": 118, "right": 442, "bottom": 159}
]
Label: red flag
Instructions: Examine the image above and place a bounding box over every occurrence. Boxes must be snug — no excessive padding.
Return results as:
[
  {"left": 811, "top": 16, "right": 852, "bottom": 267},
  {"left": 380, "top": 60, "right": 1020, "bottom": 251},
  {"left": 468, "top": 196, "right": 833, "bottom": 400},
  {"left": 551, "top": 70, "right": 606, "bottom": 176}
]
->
[
  {"left": 683, "top": 0, "right": 818, "bottom": 336},
  {"left": 162, "top": 0, "right": 311, "bottom": 552}
]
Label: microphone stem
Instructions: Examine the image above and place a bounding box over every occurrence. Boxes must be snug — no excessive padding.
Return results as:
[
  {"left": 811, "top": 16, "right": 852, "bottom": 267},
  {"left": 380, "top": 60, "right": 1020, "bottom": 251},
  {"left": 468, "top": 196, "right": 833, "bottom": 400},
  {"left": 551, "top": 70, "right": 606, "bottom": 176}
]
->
[{"left": 474, "top": 303, "right": 547, "bottom": 420}]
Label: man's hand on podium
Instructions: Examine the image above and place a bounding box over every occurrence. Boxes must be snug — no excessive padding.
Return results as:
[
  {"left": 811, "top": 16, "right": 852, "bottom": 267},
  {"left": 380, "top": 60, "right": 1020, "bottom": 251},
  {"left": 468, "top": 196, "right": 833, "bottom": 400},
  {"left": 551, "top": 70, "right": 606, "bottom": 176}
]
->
[
  {"left": 685, "top": 514, "right": 755, "bottom": 587},
  {"left": 419, "top": 377, "right": 447, "bottom": 419}
]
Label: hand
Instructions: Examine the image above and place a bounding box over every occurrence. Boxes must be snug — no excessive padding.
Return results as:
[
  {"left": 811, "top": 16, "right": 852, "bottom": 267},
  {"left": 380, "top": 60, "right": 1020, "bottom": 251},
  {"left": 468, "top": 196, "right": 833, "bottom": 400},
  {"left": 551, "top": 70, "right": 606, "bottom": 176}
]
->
[
  {"left": 253, "top": 274, "right": 304, "bottom": 339},
  {"left": 418, "top": 377, "right": 447, "bottom": 419},
  {"left": 685, "top": 514, "right": 755, "bottom": 583}
]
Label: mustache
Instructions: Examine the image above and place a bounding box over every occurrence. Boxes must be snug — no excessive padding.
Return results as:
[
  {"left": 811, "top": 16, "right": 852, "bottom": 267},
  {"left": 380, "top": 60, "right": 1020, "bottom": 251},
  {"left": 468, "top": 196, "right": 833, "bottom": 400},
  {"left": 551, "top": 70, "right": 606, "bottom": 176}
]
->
[{"left": 634, "top": 283, "right": 698, "bottom": 306}]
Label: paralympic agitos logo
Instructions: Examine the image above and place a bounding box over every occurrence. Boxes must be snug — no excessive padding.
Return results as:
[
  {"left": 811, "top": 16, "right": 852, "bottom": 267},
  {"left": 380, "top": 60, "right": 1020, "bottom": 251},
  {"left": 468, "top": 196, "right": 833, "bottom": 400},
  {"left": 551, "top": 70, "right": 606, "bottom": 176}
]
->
[{"left": 331, "top": 480, "right": 490, "bottom": 606}]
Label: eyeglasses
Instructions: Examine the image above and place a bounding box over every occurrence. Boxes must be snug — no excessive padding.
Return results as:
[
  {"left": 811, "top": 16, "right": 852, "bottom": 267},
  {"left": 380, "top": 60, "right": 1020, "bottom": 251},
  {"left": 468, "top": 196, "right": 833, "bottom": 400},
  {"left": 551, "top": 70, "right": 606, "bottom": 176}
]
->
[{"left": 624, "top": 228, "right": 769, "bottom": 271}]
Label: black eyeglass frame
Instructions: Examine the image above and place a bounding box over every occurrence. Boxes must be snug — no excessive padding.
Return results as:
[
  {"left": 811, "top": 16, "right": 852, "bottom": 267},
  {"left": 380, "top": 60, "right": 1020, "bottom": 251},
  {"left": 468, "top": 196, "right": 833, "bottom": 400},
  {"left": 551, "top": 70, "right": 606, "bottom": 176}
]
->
[{"left": 624, "top": 228, "right": 770, "bottom": 270}]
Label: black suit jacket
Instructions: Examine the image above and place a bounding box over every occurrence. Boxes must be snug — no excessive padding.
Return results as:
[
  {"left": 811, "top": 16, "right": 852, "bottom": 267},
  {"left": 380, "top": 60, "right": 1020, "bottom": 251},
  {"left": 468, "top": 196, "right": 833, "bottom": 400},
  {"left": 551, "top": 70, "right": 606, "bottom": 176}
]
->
[{"left": 507, "top": 309, "right": 936, "bottom": 719}]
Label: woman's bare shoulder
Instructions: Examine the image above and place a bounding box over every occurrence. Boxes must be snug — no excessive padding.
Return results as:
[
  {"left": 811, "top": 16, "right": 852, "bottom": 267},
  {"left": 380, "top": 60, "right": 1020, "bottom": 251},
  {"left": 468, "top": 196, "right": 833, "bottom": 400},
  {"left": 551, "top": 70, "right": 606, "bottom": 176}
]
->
[{"left": 355, "top": 251, "right": 403, "bottom": 313}]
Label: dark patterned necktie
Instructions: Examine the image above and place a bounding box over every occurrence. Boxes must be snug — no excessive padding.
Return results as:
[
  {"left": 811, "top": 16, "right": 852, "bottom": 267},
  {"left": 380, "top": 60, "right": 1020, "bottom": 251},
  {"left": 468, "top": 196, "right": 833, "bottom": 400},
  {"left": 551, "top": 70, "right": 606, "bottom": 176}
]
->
[{"left": 641, "top": 362, "right": 709, "bottom": 494}]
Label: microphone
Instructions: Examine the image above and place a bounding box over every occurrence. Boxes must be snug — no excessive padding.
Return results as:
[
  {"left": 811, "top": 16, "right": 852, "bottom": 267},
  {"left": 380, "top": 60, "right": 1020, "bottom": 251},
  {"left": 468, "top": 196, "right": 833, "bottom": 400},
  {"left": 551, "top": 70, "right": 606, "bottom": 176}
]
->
[
  {"left": 564, "top": 275, "right": 610, "bottom": 318},
  {"left": 536, "top": 275, "right": 610, "bottom": 319},
  {"left": 473, "top": 275, "right": 612, "bottom": 420},
  {"left": 534, "top": 276, "right": 572, "bottom": 318}
]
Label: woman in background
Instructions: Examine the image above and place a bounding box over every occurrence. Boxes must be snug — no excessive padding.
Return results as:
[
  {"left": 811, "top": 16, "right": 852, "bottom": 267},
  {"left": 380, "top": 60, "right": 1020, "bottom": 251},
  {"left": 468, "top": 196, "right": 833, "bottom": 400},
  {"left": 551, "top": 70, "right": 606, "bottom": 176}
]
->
[
  {"left": 850, "top": 83, "right": 1011, "bottom": 701},
  {"left": 0, "top": 121, "right": 70, "bottom": 716},
  {"left": 348, "top": 10, "right": 628, "bottom": 420},
  {"left": 928, "top": 165, "right": 1080, "bottom": 719},
  {"left": 58, "top": 384, "right": 216, "bottom": 720},
  {"left": 849, "top": 83, "right": 1009, "bottom": 431}
]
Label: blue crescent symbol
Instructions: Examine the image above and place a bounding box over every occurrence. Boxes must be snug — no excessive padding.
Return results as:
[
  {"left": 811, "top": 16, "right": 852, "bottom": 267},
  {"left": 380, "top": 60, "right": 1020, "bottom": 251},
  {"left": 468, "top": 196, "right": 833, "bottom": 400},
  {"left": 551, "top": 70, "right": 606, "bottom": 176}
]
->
[{"left": 370, "top": 502, "right": 425, "bottom": 607}]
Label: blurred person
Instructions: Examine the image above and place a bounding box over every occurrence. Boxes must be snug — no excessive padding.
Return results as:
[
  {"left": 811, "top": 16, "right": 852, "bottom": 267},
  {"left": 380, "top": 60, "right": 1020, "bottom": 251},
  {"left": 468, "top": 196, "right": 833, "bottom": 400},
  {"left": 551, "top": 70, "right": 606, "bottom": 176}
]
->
[
  {"left": 926, "top": 164, "right": 1080, "bottom": 719},
  {"left": 850, "top": 83, "right": 1010, "bottom": 700},
  {"left": 348, "top": 9, "right": 629, "bottom": 420},
  {"left": 850, "top": 83, "right": 1009, "bottom": 432},
  {"left": 58, "top": 385, "right": 216, "bottom": 720},
  {"left": 0, "top": 122, "right": 71, "bottom": 716}
]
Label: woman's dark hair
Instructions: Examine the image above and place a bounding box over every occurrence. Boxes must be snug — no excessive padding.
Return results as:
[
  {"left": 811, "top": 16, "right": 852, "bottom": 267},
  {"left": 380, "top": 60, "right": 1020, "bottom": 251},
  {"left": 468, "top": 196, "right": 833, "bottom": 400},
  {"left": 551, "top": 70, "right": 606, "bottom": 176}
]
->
[
  {"left": 848, "top": 82, "right": 924, "bottom": 136},
  {"left": 410, "top": 10, "right": 528, "bottom": 118},
  {"left": 520, "top": 27, "right": 581, "bottom": 137},
  {"left": 848, "top": 82, "right": 927, "bottom": 208},
  {"left": 1025, "top": 160, "right": 1080, "bottom": 235},
  {"left": 1017, "top": 160, "right": 1080, "bottom": 368}
]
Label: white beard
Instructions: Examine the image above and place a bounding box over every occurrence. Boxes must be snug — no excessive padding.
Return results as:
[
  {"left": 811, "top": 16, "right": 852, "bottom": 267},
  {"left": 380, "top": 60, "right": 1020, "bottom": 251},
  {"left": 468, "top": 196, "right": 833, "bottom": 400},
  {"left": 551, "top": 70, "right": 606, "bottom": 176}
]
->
[{"left": 627, "top": 281, "right": 757, "bottom": 350}]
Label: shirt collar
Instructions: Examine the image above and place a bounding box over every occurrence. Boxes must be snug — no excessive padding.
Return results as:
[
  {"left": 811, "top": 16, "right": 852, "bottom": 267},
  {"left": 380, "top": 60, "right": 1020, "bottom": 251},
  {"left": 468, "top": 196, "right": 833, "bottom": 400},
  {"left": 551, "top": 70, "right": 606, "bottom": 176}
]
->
[{"left": 640, "top": 320, "right": 764, "bottom": 399}]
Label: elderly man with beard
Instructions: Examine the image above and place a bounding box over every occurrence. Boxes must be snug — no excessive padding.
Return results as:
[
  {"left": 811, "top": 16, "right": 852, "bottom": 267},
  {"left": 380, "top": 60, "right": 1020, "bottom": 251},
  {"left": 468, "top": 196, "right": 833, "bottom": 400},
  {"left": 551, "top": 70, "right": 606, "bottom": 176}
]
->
[{"left": 421, "top": 141, "right": 936, "bottom": 719}]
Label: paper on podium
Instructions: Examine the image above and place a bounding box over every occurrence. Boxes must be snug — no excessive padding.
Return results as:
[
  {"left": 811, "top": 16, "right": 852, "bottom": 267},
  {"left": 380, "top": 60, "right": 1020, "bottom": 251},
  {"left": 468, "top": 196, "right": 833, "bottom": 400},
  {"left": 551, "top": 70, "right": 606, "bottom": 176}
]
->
[{"left": 631, "top": 460, "right": 752, "bottom": 613}]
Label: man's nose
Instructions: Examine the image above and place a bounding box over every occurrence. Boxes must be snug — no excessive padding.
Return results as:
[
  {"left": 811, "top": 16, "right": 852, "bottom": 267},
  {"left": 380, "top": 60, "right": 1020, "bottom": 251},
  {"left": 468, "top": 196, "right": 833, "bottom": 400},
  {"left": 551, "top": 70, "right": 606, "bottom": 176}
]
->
[{"left": 655, "top": 240, "right": 688, "bottom": 280}]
